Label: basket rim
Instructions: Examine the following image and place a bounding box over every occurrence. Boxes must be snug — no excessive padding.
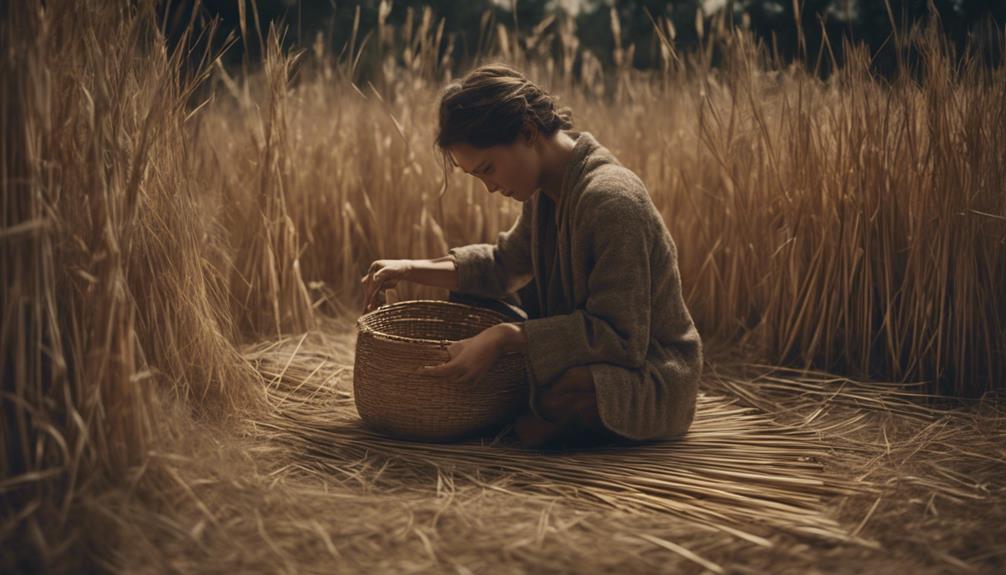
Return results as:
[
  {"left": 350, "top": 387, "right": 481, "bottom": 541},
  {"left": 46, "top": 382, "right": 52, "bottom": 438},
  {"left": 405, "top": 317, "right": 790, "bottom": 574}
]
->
[{"left": 356, "top": 298, "right": 523, "bottom": 351}]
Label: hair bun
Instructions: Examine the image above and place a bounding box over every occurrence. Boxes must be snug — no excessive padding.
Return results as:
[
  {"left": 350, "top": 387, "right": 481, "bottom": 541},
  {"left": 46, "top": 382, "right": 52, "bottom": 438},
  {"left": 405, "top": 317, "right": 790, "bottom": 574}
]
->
[{"left": 435, "top": 63, "right": 575, "bottom": 163}]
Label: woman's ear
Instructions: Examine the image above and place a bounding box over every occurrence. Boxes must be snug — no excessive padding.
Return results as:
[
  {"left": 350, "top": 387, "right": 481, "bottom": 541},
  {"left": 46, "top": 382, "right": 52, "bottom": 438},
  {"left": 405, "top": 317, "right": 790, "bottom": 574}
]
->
[{"left": 520, "top": 122, "right": 538, "bottom": 147}]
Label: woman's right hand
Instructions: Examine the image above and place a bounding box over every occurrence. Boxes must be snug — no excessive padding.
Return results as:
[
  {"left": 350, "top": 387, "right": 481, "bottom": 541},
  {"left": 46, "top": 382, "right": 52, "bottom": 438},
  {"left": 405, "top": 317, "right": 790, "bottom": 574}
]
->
[{"left": 361, "top": 259, "right": 413, "bottom": 313}]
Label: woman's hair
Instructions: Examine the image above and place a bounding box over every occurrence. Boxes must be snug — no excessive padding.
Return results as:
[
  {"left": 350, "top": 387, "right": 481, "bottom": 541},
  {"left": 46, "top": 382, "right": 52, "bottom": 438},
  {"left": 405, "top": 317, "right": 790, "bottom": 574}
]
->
[{"left": 434, "top": 63, "right": 573, "bottom": 195}]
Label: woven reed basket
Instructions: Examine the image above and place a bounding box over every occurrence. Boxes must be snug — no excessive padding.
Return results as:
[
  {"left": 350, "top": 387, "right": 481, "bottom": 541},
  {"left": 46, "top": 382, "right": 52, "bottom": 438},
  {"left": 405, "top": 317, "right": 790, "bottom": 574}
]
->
[{"left": 353, "top": 299, "right": 529, "bottom": 442}]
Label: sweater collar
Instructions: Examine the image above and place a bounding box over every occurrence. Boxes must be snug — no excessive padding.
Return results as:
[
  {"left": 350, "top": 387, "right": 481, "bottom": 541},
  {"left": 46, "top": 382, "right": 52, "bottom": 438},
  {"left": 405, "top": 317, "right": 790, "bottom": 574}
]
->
[{"left": 555, "top": 130, "right": 598, "bottom": 216}]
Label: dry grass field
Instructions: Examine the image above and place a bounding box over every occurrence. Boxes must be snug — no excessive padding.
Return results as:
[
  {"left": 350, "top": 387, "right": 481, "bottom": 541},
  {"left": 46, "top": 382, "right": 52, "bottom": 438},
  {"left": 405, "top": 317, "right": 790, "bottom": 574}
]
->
[{"left": 2, "top": 1, "right": 1004, "bottom": 573}]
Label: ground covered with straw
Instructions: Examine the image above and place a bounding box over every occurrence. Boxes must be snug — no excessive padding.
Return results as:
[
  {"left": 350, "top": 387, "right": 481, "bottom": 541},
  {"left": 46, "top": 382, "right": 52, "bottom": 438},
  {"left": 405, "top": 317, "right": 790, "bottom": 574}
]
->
[
  {"left": 4, "top": 2, "right": 1005, "bottom": 573},
  {"left": 89, "top": 314, "right": 1003, "bottom": 574}
]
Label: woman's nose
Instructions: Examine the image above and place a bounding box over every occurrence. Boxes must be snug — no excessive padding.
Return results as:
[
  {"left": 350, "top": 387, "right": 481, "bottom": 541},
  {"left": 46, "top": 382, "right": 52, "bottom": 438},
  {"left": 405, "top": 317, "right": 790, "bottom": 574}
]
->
[{"left": 483, "top": 180, "right": 499, "bottom": 194}]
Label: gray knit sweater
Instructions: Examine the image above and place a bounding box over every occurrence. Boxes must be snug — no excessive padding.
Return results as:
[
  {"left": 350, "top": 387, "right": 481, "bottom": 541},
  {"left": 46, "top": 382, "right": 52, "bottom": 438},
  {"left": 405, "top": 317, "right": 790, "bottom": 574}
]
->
[{"left": 447, "top": 130, "right": 702, "bottom": 441}]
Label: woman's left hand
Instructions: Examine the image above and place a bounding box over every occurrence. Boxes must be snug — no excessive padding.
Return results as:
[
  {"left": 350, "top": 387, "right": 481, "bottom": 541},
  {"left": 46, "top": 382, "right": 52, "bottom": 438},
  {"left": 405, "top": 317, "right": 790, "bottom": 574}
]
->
[{"left": 421, "top": 325, "right": 503, "bottom": 385}]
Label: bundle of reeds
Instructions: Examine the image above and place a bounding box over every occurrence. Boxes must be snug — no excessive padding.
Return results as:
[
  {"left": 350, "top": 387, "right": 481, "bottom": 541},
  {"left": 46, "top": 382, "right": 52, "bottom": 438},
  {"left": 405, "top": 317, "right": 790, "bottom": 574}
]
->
[{"left": 1, "top": 1, "right": 263, "bottom": 569}]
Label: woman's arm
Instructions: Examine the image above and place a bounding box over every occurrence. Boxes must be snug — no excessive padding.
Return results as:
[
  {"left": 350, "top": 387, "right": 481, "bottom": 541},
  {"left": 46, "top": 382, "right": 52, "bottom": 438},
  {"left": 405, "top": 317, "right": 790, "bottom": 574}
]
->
[
  {"left": 402, "top": 208, "right": 534, "bottom": 293},
  {"left": 403, "top": 255, "right": 460, "bottom": 291},
  {"left": 486, "top": 322, "right": 528, "bottom": 354},
  {"left": 402, "top": 259, "right": 530, "bottom": 353},
  {"left": 447, "top": 200, "right": 534, "bottom": 299}
]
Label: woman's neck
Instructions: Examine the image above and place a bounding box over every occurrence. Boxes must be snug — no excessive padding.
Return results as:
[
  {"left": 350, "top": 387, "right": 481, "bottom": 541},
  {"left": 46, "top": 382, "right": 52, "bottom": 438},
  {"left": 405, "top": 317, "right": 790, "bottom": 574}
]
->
[{"left": 536, "top": 130, "right": 577, "bottom": 205}]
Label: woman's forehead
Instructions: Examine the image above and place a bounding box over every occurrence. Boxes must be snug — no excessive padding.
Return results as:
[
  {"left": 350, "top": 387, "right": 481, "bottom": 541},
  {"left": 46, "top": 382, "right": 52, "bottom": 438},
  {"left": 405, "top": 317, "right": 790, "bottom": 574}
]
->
[{"left": 448, "top": 144, "right": 494, "bottom": 173}]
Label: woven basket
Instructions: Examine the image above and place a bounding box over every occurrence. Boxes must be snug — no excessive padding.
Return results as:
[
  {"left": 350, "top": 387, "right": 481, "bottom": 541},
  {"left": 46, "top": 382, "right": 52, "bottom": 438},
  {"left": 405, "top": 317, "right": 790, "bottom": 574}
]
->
[{"left": 353, "top": 299, "right": 528, "bottom": 442}]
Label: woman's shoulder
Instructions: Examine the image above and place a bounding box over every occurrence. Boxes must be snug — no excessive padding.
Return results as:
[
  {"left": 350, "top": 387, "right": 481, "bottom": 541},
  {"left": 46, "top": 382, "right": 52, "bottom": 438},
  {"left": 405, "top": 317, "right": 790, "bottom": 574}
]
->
[
  {"left": 569, "top": 135, "right": 648, "bottom": 200},
  {"left": 574, "top": 161, "right": 654, "bottom": 222}
]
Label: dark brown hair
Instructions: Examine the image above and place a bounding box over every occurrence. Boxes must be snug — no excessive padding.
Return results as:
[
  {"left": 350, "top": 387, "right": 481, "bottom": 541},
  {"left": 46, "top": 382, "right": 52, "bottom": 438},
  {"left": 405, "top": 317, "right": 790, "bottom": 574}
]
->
[{"left": 435, "top": 63, "right": 573, "bottom": 195}]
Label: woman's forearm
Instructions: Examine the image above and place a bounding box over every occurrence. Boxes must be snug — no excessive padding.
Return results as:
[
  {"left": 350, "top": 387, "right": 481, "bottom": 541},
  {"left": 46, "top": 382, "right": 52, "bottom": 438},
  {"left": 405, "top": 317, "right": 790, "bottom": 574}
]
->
[
  {"left": 405, "top": 256, "right": 460, "bottom": 291},
  {"left": 405, "top": 257, "right": 527, "bottom": 353},
  {"left": 487, "top": 322, "right": 528, "bottom": 354}
]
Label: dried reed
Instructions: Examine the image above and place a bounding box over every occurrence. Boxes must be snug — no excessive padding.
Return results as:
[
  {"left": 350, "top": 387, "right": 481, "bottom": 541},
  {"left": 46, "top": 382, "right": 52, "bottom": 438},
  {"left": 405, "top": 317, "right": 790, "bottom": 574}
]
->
[{"left": 2, "top": 0, "right": 1004, "bottom": 571}]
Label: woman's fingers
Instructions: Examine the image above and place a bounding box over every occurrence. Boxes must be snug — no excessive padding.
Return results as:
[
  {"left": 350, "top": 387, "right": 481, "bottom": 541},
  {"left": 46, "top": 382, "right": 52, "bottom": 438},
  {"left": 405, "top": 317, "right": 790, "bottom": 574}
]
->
[
  {"left": 364, "top": 279, "right": 379, "bottom": 311},
  {"left": 364, "top": 281, "right": 376, "bottom": 311},
  {"left": 361, "top": 261, "right": 410, "bottom": 312},
  {"left": 422, "top": 366, "right": 490, "bottom": 387},
  {"left": 421, "top": 349, "right": 469, "bottom": 382},
  {"left": 422, "top": 362, "right": 462, "bottom": 379},
  {"left": 363, "top": 282, "right": 375, "bottom": 312},
  {"left": 362, "top": 266, "right": 386, "bottom": 312},
  {"left": 360, "top": 266, "right": 375, "bottom": 311}
]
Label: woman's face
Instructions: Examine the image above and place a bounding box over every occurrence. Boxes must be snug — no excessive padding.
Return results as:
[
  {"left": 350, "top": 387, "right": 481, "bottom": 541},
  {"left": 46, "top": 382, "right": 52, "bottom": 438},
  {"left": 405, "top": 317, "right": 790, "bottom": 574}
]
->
[{"left": 448, "top": 135, "right": 541, "bottom": 203}]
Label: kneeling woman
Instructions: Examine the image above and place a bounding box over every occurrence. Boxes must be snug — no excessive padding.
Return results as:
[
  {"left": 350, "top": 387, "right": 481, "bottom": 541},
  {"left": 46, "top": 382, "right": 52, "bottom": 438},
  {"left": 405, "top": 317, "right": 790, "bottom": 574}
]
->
[{"left": 361, "top": 63, "right": 703, "bottom": 449}]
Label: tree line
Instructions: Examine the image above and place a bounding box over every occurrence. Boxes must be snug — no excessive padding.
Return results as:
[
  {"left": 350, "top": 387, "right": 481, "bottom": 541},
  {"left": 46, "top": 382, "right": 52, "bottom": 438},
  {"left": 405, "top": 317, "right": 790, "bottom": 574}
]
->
[{"left": 161, "top": 0, "right": 1004, "bottom": 78}]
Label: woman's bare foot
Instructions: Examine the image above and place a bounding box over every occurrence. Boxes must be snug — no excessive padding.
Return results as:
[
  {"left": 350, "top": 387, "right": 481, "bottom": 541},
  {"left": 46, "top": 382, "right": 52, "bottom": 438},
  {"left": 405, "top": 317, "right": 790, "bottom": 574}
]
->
[
  {"left": 514, "top": 412, "right": 567, "bottom": 448},
  {"left": 514, "top": 366, "right": 615, "bottom": 449}
]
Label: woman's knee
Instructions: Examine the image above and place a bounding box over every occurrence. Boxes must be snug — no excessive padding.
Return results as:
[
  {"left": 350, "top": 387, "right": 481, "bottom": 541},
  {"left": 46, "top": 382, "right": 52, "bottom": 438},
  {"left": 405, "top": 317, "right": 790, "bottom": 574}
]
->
[
  {"left": 538, "top": 388, "right": 596, "bottom": 423},
  {"left": 549, "top": 365, "right": 595, "bottom": 395},
  {"left": 538, "top": 367, "right": 594, "bottom": 415},
  {"left": 537, "top": 366, "right": 605, "bottom": 429}
]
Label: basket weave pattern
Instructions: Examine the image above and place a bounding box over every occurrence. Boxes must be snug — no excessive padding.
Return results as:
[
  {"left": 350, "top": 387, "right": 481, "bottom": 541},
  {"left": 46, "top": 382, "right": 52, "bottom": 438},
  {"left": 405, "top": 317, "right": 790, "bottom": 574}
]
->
[{"left": 353, "top": 300, "right": 528, "bottom": 441}]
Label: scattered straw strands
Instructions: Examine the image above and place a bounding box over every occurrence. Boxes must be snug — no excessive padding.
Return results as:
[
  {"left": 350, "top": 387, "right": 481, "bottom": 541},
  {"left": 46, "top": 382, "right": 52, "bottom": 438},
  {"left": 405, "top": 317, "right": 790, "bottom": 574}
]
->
[
  {"left": 705, "top": 361, "right": 1006, "bottom": 507},
  {"left": 243, "top": 327, "right": 879, "bottom": 552}
]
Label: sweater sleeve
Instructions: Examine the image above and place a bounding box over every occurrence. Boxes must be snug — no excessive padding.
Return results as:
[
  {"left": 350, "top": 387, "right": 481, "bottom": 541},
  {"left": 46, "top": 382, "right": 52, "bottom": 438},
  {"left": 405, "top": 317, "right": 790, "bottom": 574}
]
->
[
  {"left": 446, "top": 200, "right": 534, "bottom": 300},
  {"left": 521, "top": 190, "right": 653, "bottom": 391}
]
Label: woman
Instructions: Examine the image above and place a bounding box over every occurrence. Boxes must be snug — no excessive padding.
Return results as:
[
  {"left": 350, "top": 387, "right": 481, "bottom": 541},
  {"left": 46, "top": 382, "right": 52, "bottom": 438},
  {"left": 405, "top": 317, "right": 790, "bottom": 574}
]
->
[{"left": 361, "top": 63, "right": 703, "bottom": 450}]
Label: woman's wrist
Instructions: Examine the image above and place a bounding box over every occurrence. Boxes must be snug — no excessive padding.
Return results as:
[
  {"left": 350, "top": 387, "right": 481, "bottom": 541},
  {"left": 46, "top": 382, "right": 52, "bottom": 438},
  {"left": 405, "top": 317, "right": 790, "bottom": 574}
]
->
[
  {"left": 488, "top": 322, "right": 527, "bottom": 354},
  {"left": 400, "top": 259, "right": 416, "bottom": 282},
  {"left": 401, "top": 257, "right": 459, "bottom": 291}
]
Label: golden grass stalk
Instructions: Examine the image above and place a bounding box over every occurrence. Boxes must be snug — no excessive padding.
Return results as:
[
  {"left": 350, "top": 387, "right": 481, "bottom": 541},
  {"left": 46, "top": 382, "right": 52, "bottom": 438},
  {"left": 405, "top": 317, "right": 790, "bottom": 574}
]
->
[
  {"left": 2, "top": 1, "right": 263, "bottom": 568},
  {"left": 187, "top": 5, "right": 1006, "bottom": 395},
  {"left": 3, "top": 0, "right": 1005, "bottom": 571}
]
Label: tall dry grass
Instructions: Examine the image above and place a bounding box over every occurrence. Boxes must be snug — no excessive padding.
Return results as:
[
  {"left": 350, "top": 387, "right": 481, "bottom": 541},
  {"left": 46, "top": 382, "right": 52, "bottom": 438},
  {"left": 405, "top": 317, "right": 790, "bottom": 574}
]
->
[
  {"left": 1, "top": 2, "right": 263, "bottom": 570},
  {"left": 197, "top": 3, "right": 1004, "bottom": 395},
  {"left": 1, "top": 0, "right": 1004, "bottom": 570}
]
